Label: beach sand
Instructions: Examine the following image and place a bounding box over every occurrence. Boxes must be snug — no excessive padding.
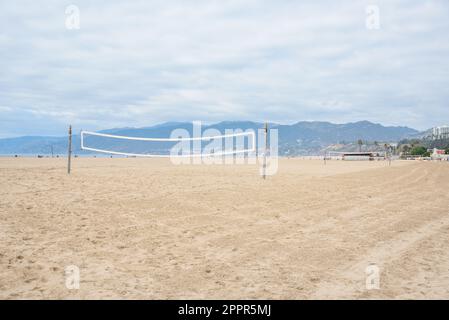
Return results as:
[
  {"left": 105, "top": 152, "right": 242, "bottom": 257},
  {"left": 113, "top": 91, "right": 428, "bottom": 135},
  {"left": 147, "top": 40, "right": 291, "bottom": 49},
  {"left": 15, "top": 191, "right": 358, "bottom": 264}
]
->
[{"left": 1, "top": 157, "right": 449, "bottom": 299}]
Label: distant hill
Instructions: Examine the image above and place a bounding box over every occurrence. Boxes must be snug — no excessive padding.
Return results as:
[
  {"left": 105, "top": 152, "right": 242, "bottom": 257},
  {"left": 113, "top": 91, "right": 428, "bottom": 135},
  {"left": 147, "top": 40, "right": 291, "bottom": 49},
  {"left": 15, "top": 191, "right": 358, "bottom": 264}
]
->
[{"left": 0, "top": 120, "right": 420, "bottom": 156}]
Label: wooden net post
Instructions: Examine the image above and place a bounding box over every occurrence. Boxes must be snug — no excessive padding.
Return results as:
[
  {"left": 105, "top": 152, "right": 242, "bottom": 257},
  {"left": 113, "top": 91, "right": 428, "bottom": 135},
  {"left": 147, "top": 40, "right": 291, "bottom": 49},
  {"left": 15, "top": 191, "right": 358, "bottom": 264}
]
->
[
  {"left": 262, "top": 122, "right": 268, "bottom": 179},
  {"left": 67, "top": 125, "right": 72, "bottom": 174}
]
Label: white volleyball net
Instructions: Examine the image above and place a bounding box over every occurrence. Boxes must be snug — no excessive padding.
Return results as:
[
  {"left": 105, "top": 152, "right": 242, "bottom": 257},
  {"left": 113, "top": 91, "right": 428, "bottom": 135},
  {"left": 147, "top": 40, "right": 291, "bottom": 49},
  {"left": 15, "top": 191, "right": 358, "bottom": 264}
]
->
[{"left": 80, "top": 130, "right": 256, "bottom": 157}]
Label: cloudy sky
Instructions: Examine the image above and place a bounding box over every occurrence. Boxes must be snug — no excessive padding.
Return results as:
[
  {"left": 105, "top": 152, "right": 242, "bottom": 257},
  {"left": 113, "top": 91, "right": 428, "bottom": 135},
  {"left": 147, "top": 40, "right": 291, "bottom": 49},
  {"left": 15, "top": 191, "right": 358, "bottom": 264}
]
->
[{"left": 1, "top": 0, "right": 448, "bottom": 137}]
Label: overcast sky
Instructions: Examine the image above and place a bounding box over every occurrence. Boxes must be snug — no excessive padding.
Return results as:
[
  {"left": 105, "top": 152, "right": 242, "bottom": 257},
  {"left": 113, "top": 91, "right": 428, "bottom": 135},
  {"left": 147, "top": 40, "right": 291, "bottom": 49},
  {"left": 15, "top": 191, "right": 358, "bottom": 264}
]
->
[{"left": 1, "top": 0, "right": 448, "bottom": 137}]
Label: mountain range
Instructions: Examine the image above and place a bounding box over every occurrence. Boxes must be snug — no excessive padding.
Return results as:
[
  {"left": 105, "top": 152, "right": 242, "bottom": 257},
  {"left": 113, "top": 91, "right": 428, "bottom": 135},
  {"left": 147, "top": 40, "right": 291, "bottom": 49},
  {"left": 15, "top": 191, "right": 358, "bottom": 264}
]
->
[{"left": 0, "top": 121, "right": 419, "bottom": 156}]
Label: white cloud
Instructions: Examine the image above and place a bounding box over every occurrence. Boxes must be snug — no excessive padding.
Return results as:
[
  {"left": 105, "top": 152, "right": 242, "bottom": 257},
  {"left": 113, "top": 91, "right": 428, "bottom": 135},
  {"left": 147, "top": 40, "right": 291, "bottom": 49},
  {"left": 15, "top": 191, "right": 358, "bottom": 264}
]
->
[{"left": 0, "top": 0, "right": 448, "bottom": 137}]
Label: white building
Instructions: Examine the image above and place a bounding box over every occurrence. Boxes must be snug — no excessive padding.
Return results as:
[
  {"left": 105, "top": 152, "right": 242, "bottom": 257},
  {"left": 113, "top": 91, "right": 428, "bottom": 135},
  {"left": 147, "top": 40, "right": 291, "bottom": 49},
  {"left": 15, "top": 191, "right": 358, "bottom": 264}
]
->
[
  {"left": 431, "top": 148, "right": 449, "bottom": 160},
  {"left": 432, "top": 126, "right": 449, "bottom": 140}
]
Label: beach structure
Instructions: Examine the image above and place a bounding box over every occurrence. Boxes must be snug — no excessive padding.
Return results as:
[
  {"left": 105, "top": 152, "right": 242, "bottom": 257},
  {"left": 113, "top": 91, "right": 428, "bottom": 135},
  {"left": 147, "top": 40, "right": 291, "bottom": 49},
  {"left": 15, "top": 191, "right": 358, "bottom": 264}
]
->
[
  {"left": 327, "top": 151, "right": 384, "bottom": 161},
  {"left": 342, "top": 152, "right": 378, "bottom": 161},
  {"left": 431, "top": 148, "right": 449, "bottom": 160}
]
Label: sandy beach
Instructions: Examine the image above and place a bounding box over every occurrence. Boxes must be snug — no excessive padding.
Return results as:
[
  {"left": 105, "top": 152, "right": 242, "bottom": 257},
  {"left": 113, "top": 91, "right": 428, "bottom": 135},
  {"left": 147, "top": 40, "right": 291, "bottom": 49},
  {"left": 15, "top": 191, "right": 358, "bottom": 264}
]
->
[{"left": 1, "top": 157, "right": 449, "bottom": 299}]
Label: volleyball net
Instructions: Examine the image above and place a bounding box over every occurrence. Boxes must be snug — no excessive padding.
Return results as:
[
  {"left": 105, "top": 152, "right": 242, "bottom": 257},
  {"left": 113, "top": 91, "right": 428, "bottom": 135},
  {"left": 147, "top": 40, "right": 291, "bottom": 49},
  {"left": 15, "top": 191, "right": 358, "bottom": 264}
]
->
[{"left": 80, "top": 130, "right": 256, "bottom": 158}]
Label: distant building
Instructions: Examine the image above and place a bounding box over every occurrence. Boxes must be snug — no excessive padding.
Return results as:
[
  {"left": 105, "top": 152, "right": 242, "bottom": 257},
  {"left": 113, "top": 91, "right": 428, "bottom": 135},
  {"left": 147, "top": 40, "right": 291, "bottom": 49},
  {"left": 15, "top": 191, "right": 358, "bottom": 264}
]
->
[
  {"left": 432, "top": 126, "right": 449, "bottom": 140},
  {"left": 342, "top": 152, "right": 382, "bottom": 161},
  {"left": 433, "top": 148, "right": 445, "bottom": 155},
  {"left": 431, "top": 148, "right": 448, "bottom": 160}
]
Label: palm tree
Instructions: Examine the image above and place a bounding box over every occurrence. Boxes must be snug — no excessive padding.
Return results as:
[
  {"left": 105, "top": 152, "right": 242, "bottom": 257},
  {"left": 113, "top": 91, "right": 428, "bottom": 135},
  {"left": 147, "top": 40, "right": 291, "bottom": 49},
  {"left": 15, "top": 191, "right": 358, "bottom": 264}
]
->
[
  {"left": 384, "top": 143, "right": 390, "bottom": 159},
  {"left": 357, "top": 139, "right": 363, "bottom": 152},
  {"left": 403, "top": 145, "right": 410, "bottom": 154}
]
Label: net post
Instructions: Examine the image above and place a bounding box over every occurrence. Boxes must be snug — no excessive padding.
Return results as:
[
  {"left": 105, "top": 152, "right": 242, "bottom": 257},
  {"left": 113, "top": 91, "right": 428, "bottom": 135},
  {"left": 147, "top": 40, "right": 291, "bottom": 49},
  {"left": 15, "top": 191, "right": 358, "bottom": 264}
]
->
[
  {"left": 67, "top": 125, "right": 72, "bottom": 174},
  {"left": 262, "top": 122, "right": 268, "bottom": 179}
]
